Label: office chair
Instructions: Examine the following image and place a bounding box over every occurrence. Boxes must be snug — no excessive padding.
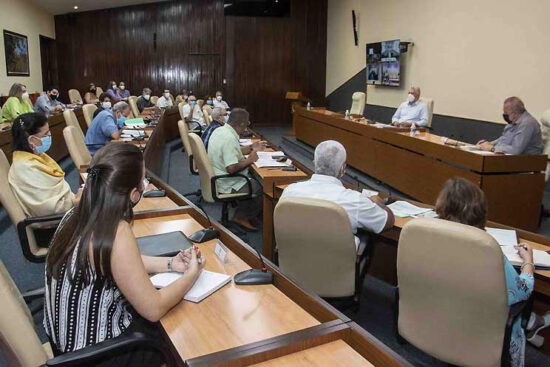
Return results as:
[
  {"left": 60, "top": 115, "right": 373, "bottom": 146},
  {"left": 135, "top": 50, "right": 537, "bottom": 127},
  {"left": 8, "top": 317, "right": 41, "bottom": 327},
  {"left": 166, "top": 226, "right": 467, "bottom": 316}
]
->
[
  {"left": 150, "top": 96, "right": 159, "bottom": 105},
  {"left": 274, "top": 198, "right": 371, "bottom": 309},
  {"left": 0, "top": 150, "right": 63, "bottom": 263},
  {"left": 67, "top": 89, "right": 83, "bottom": 104},
  {"left": 178, "top": 102, "right": 202, "bottom": 134},
  {"left": 350, "top": 92, "right": 366, "bottom": 115},
  {"left": 62, "top": 109, "right": 86, "bottom": 142},
  {"left": 95, "top": 86, "right": 104, "bottom": 98},
  {"left": 177, "top": 121, "right": 201, "bottom": 198},
  {"left": 396, "top": 218, "right": 532, "bottom": 367},
  {"left": 82, "top": 104, "right": 97, "bottom": 126},
  {"left": 202, "top": 105, "right": 213, "bottom": 126},
  {"left": 419, "top": 97, "right": 435, "bottom": 128},
  {"left": 0, "top": 259, "right": 173, "bottom": 367},
  {"left": 63, "top": 126, "right": 92, "bottom": 169},
  {"left": 187, "top": 133, "right": 254, "bottom": 231},
  {"left": 128, "top": 96, "right": 140, "bottom": 117}
]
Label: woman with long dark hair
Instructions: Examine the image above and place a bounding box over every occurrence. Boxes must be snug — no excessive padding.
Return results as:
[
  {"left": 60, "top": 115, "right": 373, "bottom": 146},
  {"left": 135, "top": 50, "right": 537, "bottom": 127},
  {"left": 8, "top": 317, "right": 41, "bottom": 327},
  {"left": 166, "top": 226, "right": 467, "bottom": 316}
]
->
[{"left": 44, "top": 143, "right": 204, "bottom": 366}]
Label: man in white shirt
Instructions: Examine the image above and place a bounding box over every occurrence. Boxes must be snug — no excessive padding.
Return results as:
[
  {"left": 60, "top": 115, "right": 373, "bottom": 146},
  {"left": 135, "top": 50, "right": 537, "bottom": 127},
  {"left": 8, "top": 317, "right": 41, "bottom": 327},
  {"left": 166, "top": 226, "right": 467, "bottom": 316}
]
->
[
  {"left": 391, "top": 86, "right": 428, "bottom": 127},
  {"left": 213, "top": 90, "right": 230, "bottom": 110},
  {"left": 182, "top": 95, "right": 205, "bottom": 131},
  {"left": 281, "top": 140, "right": 394, "bottom": 248},
  {"left": 156, "top": 89, "right": 174, "bottom": 108}
]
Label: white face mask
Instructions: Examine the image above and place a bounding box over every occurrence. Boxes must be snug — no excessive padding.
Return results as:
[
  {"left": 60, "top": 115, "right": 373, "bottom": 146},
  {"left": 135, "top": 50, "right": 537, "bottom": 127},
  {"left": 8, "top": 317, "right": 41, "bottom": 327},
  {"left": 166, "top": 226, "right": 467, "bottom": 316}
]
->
[
  {"left": 120, "top": 85, "right": 125, "bottom": 90},
  {"left": 164, "top": 93, "right": 170, "bottom": 98},
  {"left": 407, "top": 93, "right": 415, "bottom": 103},
  {"left": 216, "top": 95, "right": 222, "bottom": 101},
  {"left": 112, "top": 84, "right": 117, "bottom": 89},
  {"left": 22, "top": 92, "right": 29, "bottom": 99},
  {"left": 102, "top": 101, "right": 112, "bottom": 109},
  {"left": 143, "top": 94, "right": 150, "bottom": 101}
]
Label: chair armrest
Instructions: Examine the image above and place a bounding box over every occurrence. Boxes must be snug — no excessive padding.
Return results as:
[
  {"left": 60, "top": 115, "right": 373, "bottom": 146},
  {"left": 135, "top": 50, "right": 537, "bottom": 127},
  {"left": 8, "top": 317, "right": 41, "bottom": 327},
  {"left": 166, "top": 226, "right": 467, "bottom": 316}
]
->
[
  {"left": 44, "top": 331, "right": 172, "bottom": 367},
  {"left": 210, "top": 173, "right": 253, "bottom": 202},
  {"left": 21, "top": 212, "right": 66, "bottom": 226},
  {"left": 16, "top": 213, "right": 65, "bottom": 263},
  {"left": 188, "top": 154, "right": 199, "bottom": 175}
]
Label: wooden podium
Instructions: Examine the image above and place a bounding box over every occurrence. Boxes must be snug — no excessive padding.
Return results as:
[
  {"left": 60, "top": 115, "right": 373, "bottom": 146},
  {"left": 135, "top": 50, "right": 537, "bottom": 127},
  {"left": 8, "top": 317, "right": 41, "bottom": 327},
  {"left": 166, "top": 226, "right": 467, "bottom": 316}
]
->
[{"left": 285, "top": 91, "right": 310, "bottom": 135}]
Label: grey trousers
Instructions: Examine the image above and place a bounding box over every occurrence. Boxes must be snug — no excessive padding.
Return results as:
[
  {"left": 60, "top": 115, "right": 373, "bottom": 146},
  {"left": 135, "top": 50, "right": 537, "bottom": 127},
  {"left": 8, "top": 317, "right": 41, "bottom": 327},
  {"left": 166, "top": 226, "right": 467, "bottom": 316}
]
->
[{"left": 232, "top": 177, "right": 262, "bottom": 220}]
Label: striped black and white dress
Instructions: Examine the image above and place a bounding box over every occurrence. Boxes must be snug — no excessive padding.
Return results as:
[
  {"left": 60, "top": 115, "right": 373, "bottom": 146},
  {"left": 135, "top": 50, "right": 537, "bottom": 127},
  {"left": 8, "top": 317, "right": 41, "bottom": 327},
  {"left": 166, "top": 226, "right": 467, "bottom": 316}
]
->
[{"left": 44, "top": 240, "right": 134, "bottom": 354}]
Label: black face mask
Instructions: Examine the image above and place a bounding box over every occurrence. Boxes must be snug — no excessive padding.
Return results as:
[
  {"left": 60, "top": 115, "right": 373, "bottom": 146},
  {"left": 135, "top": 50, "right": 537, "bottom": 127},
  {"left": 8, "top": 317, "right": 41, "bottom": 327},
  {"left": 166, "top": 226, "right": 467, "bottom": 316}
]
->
[
  {"left": 90, "top": 88, "right": 96, "bottom": 93},
  {"left": 503, "top": 114, "right": 512, "bottom": 124},
  {"left": 50, "top": 94, "right": 58, "bottom": 100}
]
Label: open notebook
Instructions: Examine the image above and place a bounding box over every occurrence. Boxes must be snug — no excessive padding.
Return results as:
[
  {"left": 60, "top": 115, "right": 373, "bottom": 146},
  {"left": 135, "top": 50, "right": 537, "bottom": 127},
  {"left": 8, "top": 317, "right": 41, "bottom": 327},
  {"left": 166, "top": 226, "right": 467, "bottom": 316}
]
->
[
  {"left": 150, "top": 270, "right": 231, "bottom": 303},
  {"left": 485, "top": 227, "right": 550, "bottom": 269}
]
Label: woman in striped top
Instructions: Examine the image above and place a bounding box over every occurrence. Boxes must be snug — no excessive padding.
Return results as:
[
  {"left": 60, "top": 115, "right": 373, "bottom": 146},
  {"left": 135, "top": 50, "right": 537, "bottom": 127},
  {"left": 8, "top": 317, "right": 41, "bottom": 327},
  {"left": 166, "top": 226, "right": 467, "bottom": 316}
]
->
[{"left": 44, "top": 143, "right": 205, "bottom": 366}]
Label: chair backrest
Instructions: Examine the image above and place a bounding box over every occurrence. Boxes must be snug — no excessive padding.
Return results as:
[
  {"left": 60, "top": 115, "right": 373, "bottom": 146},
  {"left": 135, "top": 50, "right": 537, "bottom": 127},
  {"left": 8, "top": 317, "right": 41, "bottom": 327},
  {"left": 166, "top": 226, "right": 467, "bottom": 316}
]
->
[
  {"left": 150, "top": 96, "right": 159, "bottom": 105},
  {"left": 62, "top": 109, "right": 85, "bottom": 142},
  {"left": 187, "top": 133, "right": 216, "bottom": 202},
  {"left": 68, "top": 89, "right": 82, "bottom": 104},
  {"left": 397, "top": 218, "right": 508, "bottom": 367},
  {"left": 95, "top": 86, "right": 103, "bottom": 97},
  {"left": 419, "top": 97, "right": 435, "bottom": 127},
  {"left": 178, "top": 101, "right": 186, "bottom": 121},
  {"left": 274, "top": 198, "right": 357, "bottom": 297},
  {"left": 177, "top": 120, "right": 198, "bottom": 174},
  {"left": 197, "top": 99, "right": 204, "bottom": 108},
  {"left": 540, "top": 108, "right": 550, "bottom": 182},
  {"left": 128, "top": 96, "right": 139, "bottom": 117},
  {"left": 63, "top": 126, "right": 92, "bottom": 169},
  {"left": 82, "top": 104, "right": 97, "bottom": 126},
  {"left": 202, "top": 105, "right": 212, "bottom": 125},
  {"left": 350, "top": 92, "right": 366, "bottom": 115},
  {"left": 0, "top": 260, "right": 49, "bottom": 367}
]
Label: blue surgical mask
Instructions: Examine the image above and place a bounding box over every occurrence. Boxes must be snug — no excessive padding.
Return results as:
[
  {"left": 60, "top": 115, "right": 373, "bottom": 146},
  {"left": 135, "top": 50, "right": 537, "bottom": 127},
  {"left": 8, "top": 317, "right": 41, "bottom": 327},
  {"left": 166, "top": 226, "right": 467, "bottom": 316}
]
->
[
  {"left": 118, "top": 116, "right": 126, "bottom": 128},
  {"left": 206, "top": 100, "right": 213, "bottom": 105},
  {"left": 35, "top": 135, "right": 52, "bottom": 154},
  {"left": 190, "top": 101, "right": 196, "bottom": 106},
  {"left": 224, "top": 115, "right": 229, "bottom": 123}
]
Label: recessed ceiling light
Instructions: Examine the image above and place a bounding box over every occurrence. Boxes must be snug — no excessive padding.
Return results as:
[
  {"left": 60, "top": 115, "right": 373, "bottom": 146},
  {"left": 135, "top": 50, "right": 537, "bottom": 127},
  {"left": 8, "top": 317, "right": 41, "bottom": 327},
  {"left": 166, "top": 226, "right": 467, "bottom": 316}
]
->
[{"left": 74, "top": 5, "right": 78, "bottom": 10}]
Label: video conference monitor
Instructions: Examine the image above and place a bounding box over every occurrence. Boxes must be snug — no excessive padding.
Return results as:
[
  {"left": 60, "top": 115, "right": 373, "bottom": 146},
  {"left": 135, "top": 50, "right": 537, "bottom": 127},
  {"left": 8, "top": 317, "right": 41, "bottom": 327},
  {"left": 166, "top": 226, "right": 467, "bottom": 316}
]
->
[{"left": 366, "top": 39, "right": 401, "bottom": 87}]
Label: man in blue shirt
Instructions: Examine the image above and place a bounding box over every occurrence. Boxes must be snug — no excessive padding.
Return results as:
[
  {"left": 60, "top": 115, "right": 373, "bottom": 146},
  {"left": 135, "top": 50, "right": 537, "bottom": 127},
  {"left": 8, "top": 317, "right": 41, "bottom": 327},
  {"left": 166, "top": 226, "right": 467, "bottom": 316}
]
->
[
  {"left": 202, "top": 107, "right": 226, "bottom": 150},
  {"left": 391, "top": 86, "right": 429, "bottom": 127},
  {"left": 34, "top": 87, "right": 65, "bottom": 116},
  {"left": 85, "top": 101, "right": 129, "bottom": 155}
]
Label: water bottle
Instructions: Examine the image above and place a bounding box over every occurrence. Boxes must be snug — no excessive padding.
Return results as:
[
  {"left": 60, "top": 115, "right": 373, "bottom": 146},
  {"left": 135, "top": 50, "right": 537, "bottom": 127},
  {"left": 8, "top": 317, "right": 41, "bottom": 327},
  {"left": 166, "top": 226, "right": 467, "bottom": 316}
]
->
[
  {"left": 345, "top": 110, "right": 350, "bottom": 119},
  {"left": 306, "top": 102, "right": 311, "bottom": 110},
  {"left": 409, "top": 122, "right": 417, "bottom": 137}
]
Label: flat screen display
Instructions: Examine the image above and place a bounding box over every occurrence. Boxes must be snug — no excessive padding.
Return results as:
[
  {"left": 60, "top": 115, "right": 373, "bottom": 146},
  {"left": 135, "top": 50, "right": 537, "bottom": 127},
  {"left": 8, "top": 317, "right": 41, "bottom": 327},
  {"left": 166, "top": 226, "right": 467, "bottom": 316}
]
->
[{"left": 366, "top": 39, "right": 400, "bottom": 87}]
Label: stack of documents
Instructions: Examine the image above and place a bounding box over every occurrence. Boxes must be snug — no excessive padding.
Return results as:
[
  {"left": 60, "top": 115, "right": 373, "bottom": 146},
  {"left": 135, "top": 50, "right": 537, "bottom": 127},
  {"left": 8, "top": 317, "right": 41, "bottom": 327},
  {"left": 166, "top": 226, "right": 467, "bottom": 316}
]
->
[
  {"left": 239, "top": 139, "right": 253, "bottom": 146},
  {"left": 486, "top": 227, "right": 550, "bottom": 269},
  {"left": 124, "top": 118, "right": 147, "bottom": 129},
  {"left": 150, "top": 270, "right": 231, "bottom": 303},
  {"left": 255, "top": 151, "right": 291, "bottom": 168},
  {"left": 387, "top": 201, "right": 433, "bottom": 218},
  {"left": 121, "top": 129, "right": 145, "bottom": 138}
]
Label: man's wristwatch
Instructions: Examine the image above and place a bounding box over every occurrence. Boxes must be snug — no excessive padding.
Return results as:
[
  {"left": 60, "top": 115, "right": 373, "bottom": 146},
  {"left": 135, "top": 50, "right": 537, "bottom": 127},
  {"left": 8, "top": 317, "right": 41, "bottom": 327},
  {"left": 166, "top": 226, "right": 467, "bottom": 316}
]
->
[
  {"left": 490, "top": 146, "right": 496, "bottom": 152},
  {"left": 167, "top": 258, "right": 173, "bottom": 271}
]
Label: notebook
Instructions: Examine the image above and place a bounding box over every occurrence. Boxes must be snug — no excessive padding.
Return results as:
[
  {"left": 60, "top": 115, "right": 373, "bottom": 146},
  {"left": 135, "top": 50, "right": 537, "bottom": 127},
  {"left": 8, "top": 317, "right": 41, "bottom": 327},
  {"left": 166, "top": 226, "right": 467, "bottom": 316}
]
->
[
  {"left": 501, "top": 247, "right": 550, "bottom": 270},
  {"left": 150, "top": 270, "right": 231, "bottom": 303},
  {"left": 387, "top": 201, "right": 432, "bottom": 218},
  {"left": 485, "top": 227, "right": 518, "bottom": 247}
]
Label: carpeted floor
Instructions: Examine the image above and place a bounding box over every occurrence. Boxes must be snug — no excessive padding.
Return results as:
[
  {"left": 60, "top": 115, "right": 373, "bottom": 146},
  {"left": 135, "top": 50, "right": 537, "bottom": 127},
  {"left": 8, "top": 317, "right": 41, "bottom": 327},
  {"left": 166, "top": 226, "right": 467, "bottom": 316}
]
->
[{"left": 1, "top": 125, "right": 549, "bottom": 366}]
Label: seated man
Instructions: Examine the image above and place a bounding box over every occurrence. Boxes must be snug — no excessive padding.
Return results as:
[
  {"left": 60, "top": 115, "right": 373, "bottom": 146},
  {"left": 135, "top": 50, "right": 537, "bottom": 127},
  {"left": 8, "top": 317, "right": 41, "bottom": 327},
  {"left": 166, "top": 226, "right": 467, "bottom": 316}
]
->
[
  {"left": 183, "top": 95, "right": 205, "bottom": 131},
  {"left": 213, "top": 90, "right": 230, "bottom": 110},
  {"left": 85, "top": 101, "right": 129, "bottom": 155},
  {"left": 208, "top": 108, "right": 263, "bottom": 231},
  {"left": 34, "top": 87, "right": 65, "bottom": 115},
  {"left": 93, "top": 93, "right": 112, "bottom": 118},
  {"left": 477, "top": 97, "right": 543, "bottom": 155},
  {"left": 136, "top": 88, "right": 155, "bottom": 113},
  {"left": 281, "top": 140, "right": 394, "bottom": 248},
  {"left": 202, "top": 107, "right": 226, "bottom": 150},
  {"left": 156, "top": 89, "right": 174, "bottom": 108},
  {"left": 118, "top": 81, "right": 130, "bottom": 101},
  {"left": 391, "top": 86, "right": 428, "bottom": 127}
]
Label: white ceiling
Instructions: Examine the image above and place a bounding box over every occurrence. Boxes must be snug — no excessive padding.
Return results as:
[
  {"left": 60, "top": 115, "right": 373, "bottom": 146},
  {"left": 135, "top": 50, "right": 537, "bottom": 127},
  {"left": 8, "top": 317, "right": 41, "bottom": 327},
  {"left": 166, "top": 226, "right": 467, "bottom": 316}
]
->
[{"left": 31, "top": 0, "right": 170, "bottom": 15}]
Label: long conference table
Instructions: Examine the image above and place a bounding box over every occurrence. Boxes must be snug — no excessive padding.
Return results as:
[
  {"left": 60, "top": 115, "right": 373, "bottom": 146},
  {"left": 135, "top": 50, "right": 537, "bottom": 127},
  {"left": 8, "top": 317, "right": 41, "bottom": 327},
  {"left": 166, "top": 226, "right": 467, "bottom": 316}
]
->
[
  {"left": 292, "top": 106, "right": 547, "bottom": 232},
  {"left": 73, "top": 107, "right": 413, "bottom": 366}
]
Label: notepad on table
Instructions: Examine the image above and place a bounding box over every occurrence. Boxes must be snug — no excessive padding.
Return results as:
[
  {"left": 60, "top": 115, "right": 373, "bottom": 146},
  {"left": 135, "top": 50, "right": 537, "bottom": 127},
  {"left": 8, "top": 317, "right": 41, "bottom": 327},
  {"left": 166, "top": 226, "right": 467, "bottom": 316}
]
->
[
  {"left": 121, "top": 129, "right": 145, "bottom": 137},
  {"left": 387, "top": 201, "right": 432, "bottom": 218},
  {"left": 150, "top": 270, "right": 231, "bottom": 303},
  {"left": 124, "top": 118, "right": 146, "bottom": 129},
  {"left": 485, "top": 227, "right": 518, "bottom": 247},
  {"left": 501, "top": 246, "right": 550, "bottom": 269},
  {"left": 255, "top": 151, "right": 291, "bottom": 168},
  {"left": 239, "top": 138, "right": 252, "bottom": 146}
]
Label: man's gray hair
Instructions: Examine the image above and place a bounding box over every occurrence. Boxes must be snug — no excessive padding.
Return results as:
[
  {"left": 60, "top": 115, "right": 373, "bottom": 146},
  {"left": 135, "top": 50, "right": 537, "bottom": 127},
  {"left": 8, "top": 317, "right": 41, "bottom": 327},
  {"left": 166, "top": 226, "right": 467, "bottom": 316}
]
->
[
  {"left": 410, "top": 86, "right": 421, "bottom": 95},
  {"left": 211, "top": 107, "right": 224, "bottom": 121},
  {"left": 504, "top": 96, "right": 526, "bottom": 114},
  {"left": 142, "top": 88, "right": 151, "bottom": 94},
  {"left": 113, "top": 101, "right": 130, "bottom": 112},
  {"left": 314, "top": 140, "right": 347, "bottom": 177}
]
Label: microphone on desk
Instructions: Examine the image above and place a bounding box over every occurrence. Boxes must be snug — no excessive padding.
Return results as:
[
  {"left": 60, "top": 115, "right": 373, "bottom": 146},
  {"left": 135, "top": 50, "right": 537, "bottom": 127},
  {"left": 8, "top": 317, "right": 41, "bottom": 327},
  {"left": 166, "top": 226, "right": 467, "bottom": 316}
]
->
[
  {"left": 234, "top": 243, "right": 274, "bottom": 285},
  {"left": 188, "top": 201, "right": 220, "bottom": 243}
]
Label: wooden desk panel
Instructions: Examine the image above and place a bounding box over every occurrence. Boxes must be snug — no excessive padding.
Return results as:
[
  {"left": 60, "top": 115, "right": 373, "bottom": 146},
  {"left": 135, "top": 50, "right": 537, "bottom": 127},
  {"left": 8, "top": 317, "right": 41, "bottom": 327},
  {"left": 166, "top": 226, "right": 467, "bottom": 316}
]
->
[
  {"left": 132, "top": 214, "right": 320, "bottom": 360},
  {"left": 249, "top": 340, "right": 374, "bottom": 367}
]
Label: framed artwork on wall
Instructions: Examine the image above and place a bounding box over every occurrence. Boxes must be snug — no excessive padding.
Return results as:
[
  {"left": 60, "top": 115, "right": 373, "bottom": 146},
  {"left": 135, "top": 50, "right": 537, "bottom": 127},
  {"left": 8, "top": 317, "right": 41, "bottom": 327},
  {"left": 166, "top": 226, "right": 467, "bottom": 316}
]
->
[{"left": 3, "top": 30, "right": 30, "bottom": 76}]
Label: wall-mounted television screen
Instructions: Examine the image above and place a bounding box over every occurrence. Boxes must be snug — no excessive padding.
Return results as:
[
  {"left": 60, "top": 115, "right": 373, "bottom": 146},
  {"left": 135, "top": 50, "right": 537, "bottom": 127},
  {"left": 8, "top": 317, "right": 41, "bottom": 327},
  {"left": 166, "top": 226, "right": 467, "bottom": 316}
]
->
[{"left": 366, "top": 39, "right": 400, "bottom": 87}]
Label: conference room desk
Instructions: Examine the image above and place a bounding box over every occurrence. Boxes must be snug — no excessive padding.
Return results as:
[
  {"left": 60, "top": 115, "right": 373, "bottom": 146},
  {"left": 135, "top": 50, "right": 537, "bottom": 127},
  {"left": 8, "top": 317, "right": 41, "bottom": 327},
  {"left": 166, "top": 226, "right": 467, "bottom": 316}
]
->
[
  {"left": 0, "top": 108, "right": 87, "bottom": 163},
  {"left": 293, "top": 106, "right": 547, "bottom": 231},
  {"left": 132, "top": 174, "right": 412, "bottom": 366}
]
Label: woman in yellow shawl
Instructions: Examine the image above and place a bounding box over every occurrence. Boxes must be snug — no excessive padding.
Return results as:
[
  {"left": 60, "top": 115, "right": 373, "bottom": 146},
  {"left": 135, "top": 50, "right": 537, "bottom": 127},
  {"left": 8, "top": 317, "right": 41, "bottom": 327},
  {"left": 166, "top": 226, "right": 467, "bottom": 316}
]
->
[
  {"left": 1, "top": 83, "right": 33, "bottom": 122},
  {"left": 8, "top": 112, "right": 78, "bottom": 217}
]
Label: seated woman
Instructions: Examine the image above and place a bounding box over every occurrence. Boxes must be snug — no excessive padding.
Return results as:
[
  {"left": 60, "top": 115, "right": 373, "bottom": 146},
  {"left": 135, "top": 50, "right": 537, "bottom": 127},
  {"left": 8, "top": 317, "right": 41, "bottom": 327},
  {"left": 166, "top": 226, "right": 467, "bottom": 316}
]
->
[
  {"left": 44, "top": 143, "right": 204, "bottom": 366},
  {"left": 1, "top": 83, "right": 33, "bottom": 121},
  {"left": 106, "top": 80, "right": 121, "bottom": 103},
  {"left": 435, "top": 177, "right": 534, "bottom": 367},
  {"left": 8, "top": 113, "right": 78, "bottom": 217},
  {"left": 84, "top": 83, "right": 99, "bottom": 104},
  {"left": 93, "top": 92, "right": 112, "bottom": 118}
]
